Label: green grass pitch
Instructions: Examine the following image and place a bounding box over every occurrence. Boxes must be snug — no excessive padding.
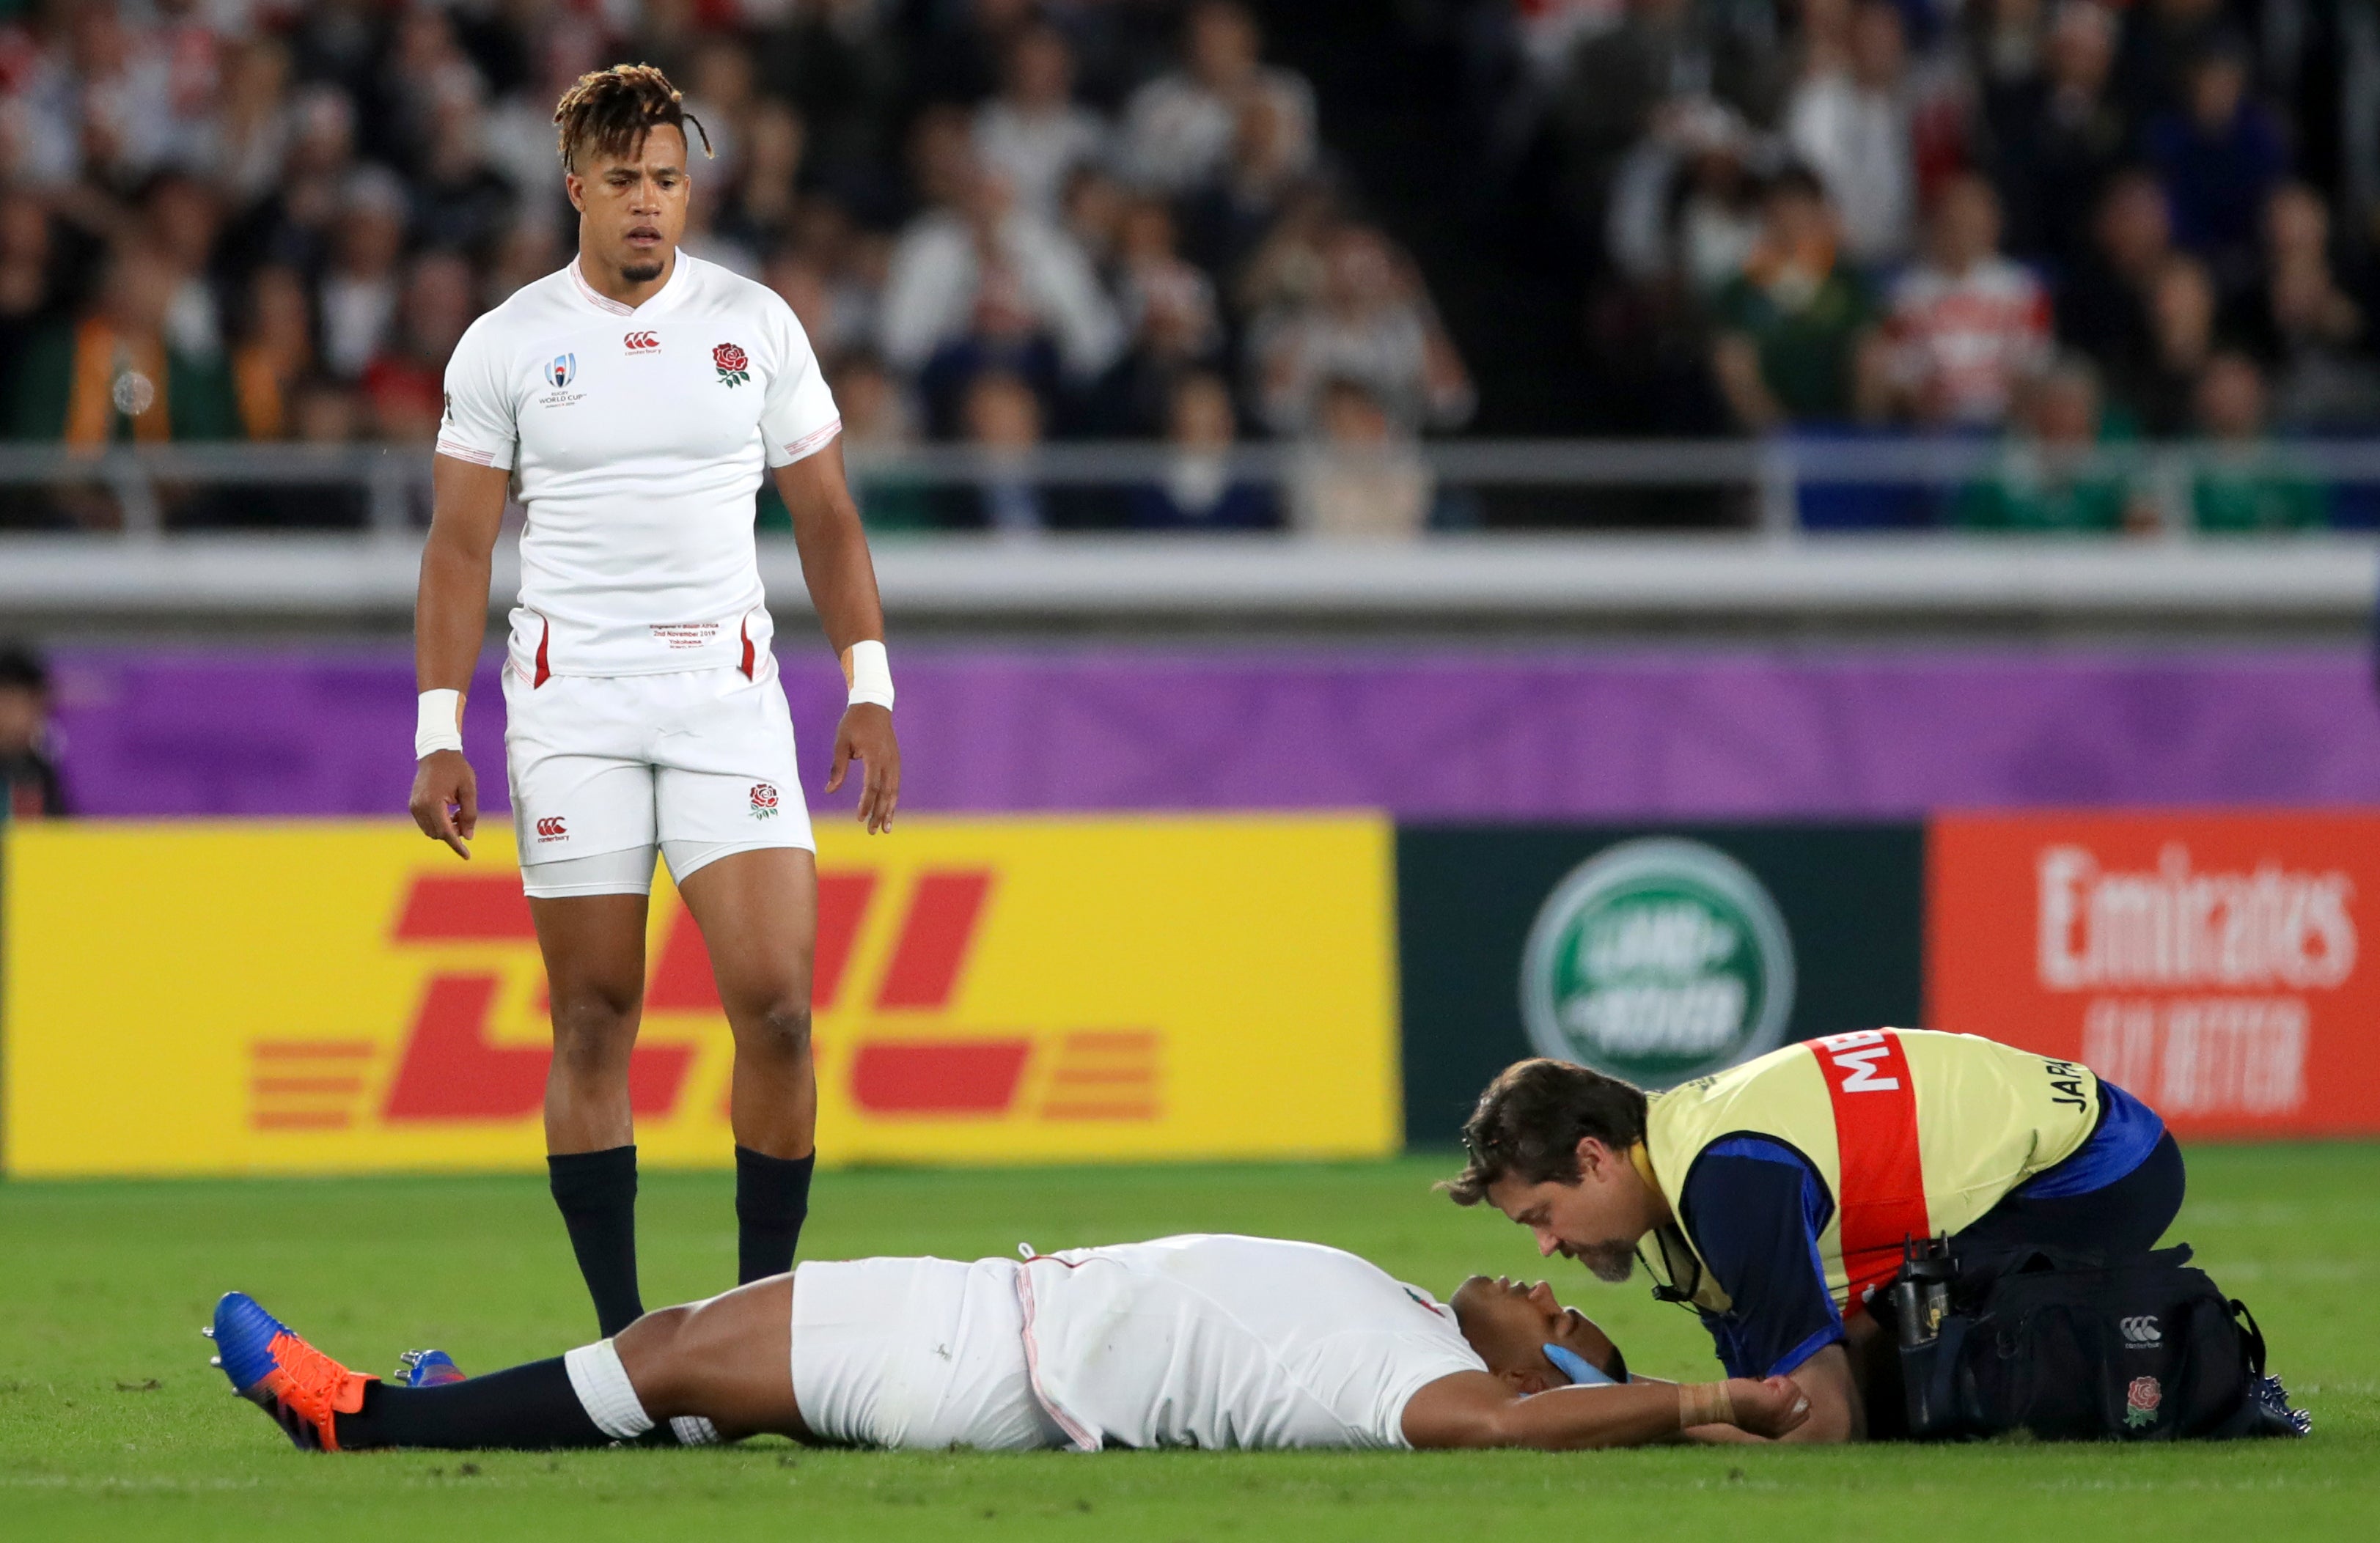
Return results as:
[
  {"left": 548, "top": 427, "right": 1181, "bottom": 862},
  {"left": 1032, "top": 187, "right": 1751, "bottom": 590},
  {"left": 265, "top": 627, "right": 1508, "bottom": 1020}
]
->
[{"left": 2, "top": 1146, "right": 2376, "bottom": 1541}]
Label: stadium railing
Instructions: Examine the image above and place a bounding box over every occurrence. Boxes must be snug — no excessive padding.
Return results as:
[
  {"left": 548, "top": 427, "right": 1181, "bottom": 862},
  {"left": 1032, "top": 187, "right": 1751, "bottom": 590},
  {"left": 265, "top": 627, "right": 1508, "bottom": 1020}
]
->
[{"left": 1, "top": 440, "right": 2376, "bottom": 633}]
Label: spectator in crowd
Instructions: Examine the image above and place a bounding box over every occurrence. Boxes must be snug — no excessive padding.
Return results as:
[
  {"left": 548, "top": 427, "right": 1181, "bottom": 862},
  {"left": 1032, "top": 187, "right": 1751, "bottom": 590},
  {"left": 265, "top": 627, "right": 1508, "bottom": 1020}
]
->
[
  {"left": 144, "top": 172, "right": 227, "bottom": 369},
  {"left": 361, "top": 251, "right": 472, "bottom": 442},
  {"left": 1178, "top": 89, "right": 1312, "bottom": 282},
  {"left": 1604, "top": 99, "right": 1763, "bottom": 296},
  {"left": 959, "top": 368, "right": 1048, "bottom": 533},
  {"left": 411, "top": 101, "right": 516, "bottom": 258},
  {"left": 1120, "top": 1, "right": 1314, "bottom": 196},
  {"left": 2110, "top": 0, "right": 2232, "bottom": 124},
  {"left": 973, "top": 22, "right": 1106, "bottom": 219},
  {"left": 316, "top": 167, "right": 407, "bottom": 379},
  {"left": 829, "top": 352, "right": 936, "bottom": 534},
  {"left": 1787, "top": 0, "right": 1919, "bottom": 268},
  {"left": 1710, "top": 168, "right": 1886, "bottom": 432},
  {"left": 1884, "top": 174, "right": 2052, "bottom": 428},
  {"left": 240, "top": 373, "right": 371, "bottom": 528},
  {"left": 1131, "top": 370, "right": 1275, "bottom": 530},
  {"left": 1956, "top": 355, "right": 2151, "bottom": 531},
  {"left": 2059, "top": 169, "right": 2171, "bottom": 369},
  {"left": 1287, "top": 375, "right": 1435, "bottom": 539},
  {"left": 1552, "top": 0, "right": 1782, "bottom": 246},
  {"left": 1253, "top": 224, "right": 1473, "bottom": 437},
  {"left": 229, "top": 265, "right": 315, "bottom": 441},
  {"left": 2144, "top": 44, "right": 2286, "bottom": 288},
  {"left": 2189, "top": 351, "right": 2326, "bottom": 531},
  {"left": 2238, "top": 183, "right": 2380, "bottom": 432},
  {"left": 207, "top": 36, "right": 294, "bottom": 213},
  {"left": 2113, "top": 251, "right": 2223, "bottom": 436},
  {"left": 5, "top": 240, "right": 239, "bottom": 455},
  {"left": 1110, "top": 196, "right": 1224, "bottom": 431},
  {"left": 0, "top": 643, "right": 67, "bottom": 820},
  {"left": 719, "top": 98, "right": 807, "bottom": 256},
  {"left": 879, "top": 155, "right": 1122, "bottom": 431},
  {"left": 1979, "top": 0, "right": 2129, "bottom": 273}
]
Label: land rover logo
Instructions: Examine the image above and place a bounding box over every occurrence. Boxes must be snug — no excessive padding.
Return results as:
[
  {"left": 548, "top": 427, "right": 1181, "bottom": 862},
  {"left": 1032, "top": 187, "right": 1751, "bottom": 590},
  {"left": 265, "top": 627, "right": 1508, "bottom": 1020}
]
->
[{"left": 1520, "top": 838, "right": 1796, "bottom": 1087}]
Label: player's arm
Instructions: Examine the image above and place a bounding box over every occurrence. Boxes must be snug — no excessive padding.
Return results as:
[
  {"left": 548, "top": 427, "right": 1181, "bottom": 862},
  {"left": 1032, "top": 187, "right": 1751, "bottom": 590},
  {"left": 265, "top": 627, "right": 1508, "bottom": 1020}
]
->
[
  {"left": 1670, "top": 1143, "right": 1863, "bottom": 1444},
  {"left": 408, "top": 454, "right": 511, "bottom": 858},
  {"left": 771, "top": 438, "right": 899, "bottom": 833},
  {"left": 1400, "top": 1370, "right": 1810, "bottom": 1451}
]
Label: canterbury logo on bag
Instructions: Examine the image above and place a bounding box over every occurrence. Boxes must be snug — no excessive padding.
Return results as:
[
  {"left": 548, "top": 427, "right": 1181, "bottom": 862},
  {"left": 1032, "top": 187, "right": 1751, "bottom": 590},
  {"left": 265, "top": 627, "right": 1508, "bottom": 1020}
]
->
[
  {"left": 624, "top": 331, "right": 660, "bottom": 352},
  {"left": 2121, "top": 1315, "right": 2163, "bottom": 1347}
]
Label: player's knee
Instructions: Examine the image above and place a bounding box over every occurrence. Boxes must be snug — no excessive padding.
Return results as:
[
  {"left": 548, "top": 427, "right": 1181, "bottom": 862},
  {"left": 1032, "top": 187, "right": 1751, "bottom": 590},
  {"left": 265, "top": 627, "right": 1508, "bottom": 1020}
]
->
[
  {"left": 548, "top": 993, "right": 639, "bottom": 1080},
  {"left": 734, "top": 998, "right": 812, "bottom": 1064}
]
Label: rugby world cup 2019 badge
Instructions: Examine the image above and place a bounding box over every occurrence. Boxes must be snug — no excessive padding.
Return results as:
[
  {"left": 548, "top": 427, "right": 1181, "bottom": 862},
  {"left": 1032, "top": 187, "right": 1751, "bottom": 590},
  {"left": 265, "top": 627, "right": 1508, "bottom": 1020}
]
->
[
  {"left": 749, "top": 781, "right": 779, "bottom": 820},
  {"left": 1520, "top": 838, "right": 1797, "bottom": 1089},
  {"left": 2126, "top": 1376, "right": 2162, "bottom": 1429},
  {"left": 713, "top": 342, "right": 750, "bottom": 386},
  {"left": 539, "top": 353, "right": 584, "bottom": 407}
]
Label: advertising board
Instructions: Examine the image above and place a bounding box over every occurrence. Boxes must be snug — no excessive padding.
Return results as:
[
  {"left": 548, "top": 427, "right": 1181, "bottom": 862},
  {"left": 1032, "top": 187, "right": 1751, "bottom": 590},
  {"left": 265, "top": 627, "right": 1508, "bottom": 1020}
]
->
[
  {"left": 1928, "top": 811, "right": 2380, "bottom": 1138},
  {"left": 1, "top": 816, "right": 1399, "bottom": 1176}
]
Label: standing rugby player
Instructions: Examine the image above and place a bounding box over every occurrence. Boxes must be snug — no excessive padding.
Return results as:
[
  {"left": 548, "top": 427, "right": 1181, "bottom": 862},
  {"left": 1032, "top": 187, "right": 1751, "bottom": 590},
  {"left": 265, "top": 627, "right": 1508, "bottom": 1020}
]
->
[{"left": 408, "top": 65, "right": 897, "bottom": 1339}]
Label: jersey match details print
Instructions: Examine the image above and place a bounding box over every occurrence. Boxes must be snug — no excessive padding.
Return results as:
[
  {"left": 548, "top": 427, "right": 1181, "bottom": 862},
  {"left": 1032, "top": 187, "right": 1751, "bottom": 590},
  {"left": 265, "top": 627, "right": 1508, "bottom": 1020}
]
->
[{"left": 712, "top": 342, "right": 749, "bottom": 386}]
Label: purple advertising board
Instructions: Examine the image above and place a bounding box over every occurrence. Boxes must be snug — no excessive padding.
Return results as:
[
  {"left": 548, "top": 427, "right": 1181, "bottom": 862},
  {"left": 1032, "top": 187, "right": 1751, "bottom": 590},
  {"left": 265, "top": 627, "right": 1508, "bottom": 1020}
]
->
[{"left": 36, "top": 646, "right": 2380, "bottom": 820}]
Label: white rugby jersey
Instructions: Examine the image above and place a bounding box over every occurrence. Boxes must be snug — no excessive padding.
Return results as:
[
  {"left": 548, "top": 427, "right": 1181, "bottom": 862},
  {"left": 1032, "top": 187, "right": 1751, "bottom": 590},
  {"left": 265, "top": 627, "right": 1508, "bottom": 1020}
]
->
[
  {"left": 1015, "top": 1234, "right": 1486, "bottom": 1451},
  {"left": 436, "top": 253, "right": 841, "bottom": 679}
]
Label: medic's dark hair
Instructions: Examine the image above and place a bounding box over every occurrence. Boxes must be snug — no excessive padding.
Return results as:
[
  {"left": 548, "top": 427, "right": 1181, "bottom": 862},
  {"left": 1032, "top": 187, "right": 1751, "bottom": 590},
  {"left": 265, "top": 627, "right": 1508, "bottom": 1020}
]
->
[
  {"left": 1441, "top": 1059, "right": 1649, "bottom": 1206},
  {"left": 552, "top": 63, "right": 713, "bottom": 172}
]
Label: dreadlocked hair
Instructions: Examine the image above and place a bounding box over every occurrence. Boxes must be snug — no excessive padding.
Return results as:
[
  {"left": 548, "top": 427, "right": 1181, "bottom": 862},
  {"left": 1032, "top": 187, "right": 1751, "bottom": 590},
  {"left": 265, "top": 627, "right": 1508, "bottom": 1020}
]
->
[{"left": 552, "top": 63, "right": 713, "bottom": 172}]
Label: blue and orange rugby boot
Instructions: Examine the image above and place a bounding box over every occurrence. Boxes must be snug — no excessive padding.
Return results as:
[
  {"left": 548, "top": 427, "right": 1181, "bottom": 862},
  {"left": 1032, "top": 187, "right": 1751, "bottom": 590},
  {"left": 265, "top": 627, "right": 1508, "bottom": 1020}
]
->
[
  {"left": 204, "top": 1292, "right": 376, "bottom": 1451},
  {"left": 395, "top": 1348, "right": 466, "bottom": 1387}
]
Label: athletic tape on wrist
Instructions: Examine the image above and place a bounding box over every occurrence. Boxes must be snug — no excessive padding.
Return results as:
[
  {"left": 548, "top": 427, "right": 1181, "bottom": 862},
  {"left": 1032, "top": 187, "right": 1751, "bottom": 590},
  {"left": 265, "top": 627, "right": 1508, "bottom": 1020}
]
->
[
  {"left": 414, "top": 688, "right": 464, "bottom": 759},
  {"left": 563, "top": 1341, "right": 654, "bottom": 1440},
  {"left": 1678, "top": 1381, "right": 1735, "bottom": 1430},
  {"left": 842, "top": 639, "right": 894, "bottom": 710}
]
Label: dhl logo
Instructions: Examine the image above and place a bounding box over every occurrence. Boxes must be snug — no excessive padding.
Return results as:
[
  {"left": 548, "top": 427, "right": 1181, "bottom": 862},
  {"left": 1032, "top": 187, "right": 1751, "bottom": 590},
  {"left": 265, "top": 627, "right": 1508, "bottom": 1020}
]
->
[{"left": 249, "top": 869, "right": 1161, "bottom": 1133}]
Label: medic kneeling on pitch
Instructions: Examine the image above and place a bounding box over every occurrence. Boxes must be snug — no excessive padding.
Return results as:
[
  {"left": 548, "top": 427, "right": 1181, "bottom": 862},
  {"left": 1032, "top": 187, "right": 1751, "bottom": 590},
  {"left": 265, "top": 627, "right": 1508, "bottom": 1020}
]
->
[{"left": 1447, "top": 1029, "right": 2181, "bottom": 1442}]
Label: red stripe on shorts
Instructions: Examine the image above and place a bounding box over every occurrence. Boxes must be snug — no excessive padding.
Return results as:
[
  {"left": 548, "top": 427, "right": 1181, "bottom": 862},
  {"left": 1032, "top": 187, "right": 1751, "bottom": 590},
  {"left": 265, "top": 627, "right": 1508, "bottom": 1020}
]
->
[
  {"left": 1810, "top": 1029, "right": 1930, "bottom": 1307},
  {"left": 532, "top": 616, "right": 551, "bottom": 688}
]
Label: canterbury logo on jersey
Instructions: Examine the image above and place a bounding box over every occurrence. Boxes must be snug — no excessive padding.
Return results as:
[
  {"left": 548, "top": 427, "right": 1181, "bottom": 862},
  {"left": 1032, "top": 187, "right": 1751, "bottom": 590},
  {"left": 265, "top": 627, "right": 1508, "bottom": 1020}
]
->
[
  {"left": 2121, "top": 1315, "right": 2163, "bottom": 1347},
  {"left": 625, "top": 331, "right": 660, "bottom": 352},
  {"left": 535, "top": 817, "right": 568, "bottom": 840}
]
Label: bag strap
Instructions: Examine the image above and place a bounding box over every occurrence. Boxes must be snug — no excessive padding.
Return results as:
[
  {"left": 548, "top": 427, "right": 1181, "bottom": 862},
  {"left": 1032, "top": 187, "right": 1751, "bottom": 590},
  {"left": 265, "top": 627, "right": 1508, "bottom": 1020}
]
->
[{"left": 2230, "top": 1299, "right": 2269, "bottom": 1377}]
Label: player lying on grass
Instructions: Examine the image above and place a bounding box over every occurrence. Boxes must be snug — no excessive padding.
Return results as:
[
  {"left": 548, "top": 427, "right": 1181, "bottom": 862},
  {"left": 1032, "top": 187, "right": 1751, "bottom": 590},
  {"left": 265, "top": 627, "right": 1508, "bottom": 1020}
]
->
[{"left": 207, "top": 1233, "right": 1808, "bottom": 1453}]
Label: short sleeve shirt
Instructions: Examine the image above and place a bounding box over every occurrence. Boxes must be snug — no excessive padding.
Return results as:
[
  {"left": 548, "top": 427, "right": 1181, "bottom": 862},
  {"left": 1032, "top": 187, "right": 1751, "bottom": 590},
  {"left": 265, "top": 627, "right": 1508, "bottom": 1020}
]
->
[{"left": 436, "top": 254, "right": 840, "bottom": 677}]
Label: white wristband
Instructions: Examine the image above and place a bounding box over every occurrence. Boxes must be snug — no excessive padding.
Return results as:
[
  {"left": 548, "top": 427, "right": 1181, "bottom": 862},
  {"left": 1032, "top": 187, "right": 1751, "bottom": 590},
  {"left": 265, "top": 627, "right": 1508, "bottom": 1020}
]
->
[
  {"left": 415, "top": 688, "right": 464, "bottom": 759},
  {"left": 843, "top": 639, "right": 893, "bottom": 710}
]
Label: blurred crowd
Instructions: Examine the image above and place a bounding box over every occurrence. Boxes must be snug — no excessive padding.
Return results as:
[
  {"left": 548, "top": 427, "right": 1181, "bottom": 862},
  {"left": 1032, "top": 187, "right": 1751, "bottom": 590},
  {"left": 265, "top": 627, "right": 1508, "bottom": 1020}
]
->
[
  {"left": 0, "top": 0, "right": 1473, "bottom": 533},
  {"left": 1484, "top": 0, "right": 2380, "bottom": 529}
]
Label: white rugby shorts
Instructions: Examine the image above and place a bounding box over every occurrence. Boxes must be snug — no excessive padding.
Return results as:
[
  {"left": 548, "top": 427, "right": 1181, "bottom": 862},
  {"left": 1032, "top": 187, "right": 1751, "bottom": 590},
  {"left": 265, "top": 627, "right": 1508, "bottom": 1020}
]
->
[
  {"left": 790, "top": 1256, "right": 1066, "bottom": 1451},
  {"left": 503, "top": 660, "right": 815, "bottom": 895}
]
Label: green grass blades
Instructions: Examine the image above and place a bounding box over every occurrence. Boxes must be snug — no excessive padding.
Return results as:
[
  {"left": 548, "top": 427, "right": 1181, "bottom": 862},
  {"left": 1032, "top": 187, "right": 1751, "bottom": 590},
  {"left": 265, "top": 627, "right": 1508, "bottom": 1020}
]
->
[{"left": 1, "top": 1147, "right": 2376, "bottom": 1541}]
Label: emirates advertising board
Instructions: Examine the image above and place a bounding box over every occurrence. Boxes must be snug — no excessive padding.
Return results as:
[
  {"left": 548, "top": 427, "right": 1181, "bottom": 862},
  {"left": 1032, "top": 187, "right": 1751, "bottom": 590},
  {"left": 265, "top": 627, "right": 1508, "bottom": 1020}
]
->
[{"left": 1928, "top": 811, "right": 2380, "bottom": 1139}]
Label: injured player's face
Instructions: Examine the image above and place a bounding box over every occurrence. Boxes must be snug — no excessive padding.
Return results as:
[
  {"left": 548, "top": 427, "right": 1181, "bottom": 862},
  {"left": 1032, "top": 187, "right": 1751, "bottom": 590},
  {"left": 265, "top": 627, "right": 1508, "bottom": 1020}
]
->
[{"left": 1448, "top": 1275, "right": 1623, "bottom": 1392}]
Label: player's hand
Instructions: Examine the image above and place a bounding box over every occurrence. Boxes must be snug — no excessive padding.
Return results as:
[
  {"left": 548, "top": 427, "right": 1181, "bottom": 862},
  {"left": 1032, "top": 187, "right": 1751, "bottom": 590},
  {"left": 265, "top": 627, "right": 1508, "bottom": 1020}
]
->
[
  {"left": 826, "top": 702, "right": 899, "bottom": 834},
  {"left": 408, "top": 748, "right": 478, "bottom": 859},
  {"left": 1727, "top": 1376, "right": 1812, "bottom": 1438}
]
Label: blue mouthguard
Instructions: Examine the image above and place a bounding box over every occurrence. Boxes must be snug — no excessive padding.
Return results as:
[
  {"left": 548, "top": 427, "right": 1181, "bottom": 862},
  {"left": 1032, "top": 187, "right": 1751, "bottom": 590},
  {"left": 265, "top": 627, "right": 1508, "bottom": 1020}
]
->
[{"left": 1544, "top": 1344, "right": 1617, "bottom": 1386}]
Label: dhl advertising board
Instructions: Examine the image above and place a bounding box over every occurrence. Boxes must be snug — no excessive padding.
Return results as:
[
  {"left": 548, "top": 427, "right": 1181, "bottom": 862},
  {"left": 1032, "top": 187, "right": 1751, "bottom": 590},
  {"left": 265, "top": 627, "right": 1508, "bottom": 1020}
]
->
[
  {"left": 1, "top": 816, "right": 1398, "bottom": 1176},
  {"left": 1928, "top": 811, "right": 2380, "bottom": 1139}
]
